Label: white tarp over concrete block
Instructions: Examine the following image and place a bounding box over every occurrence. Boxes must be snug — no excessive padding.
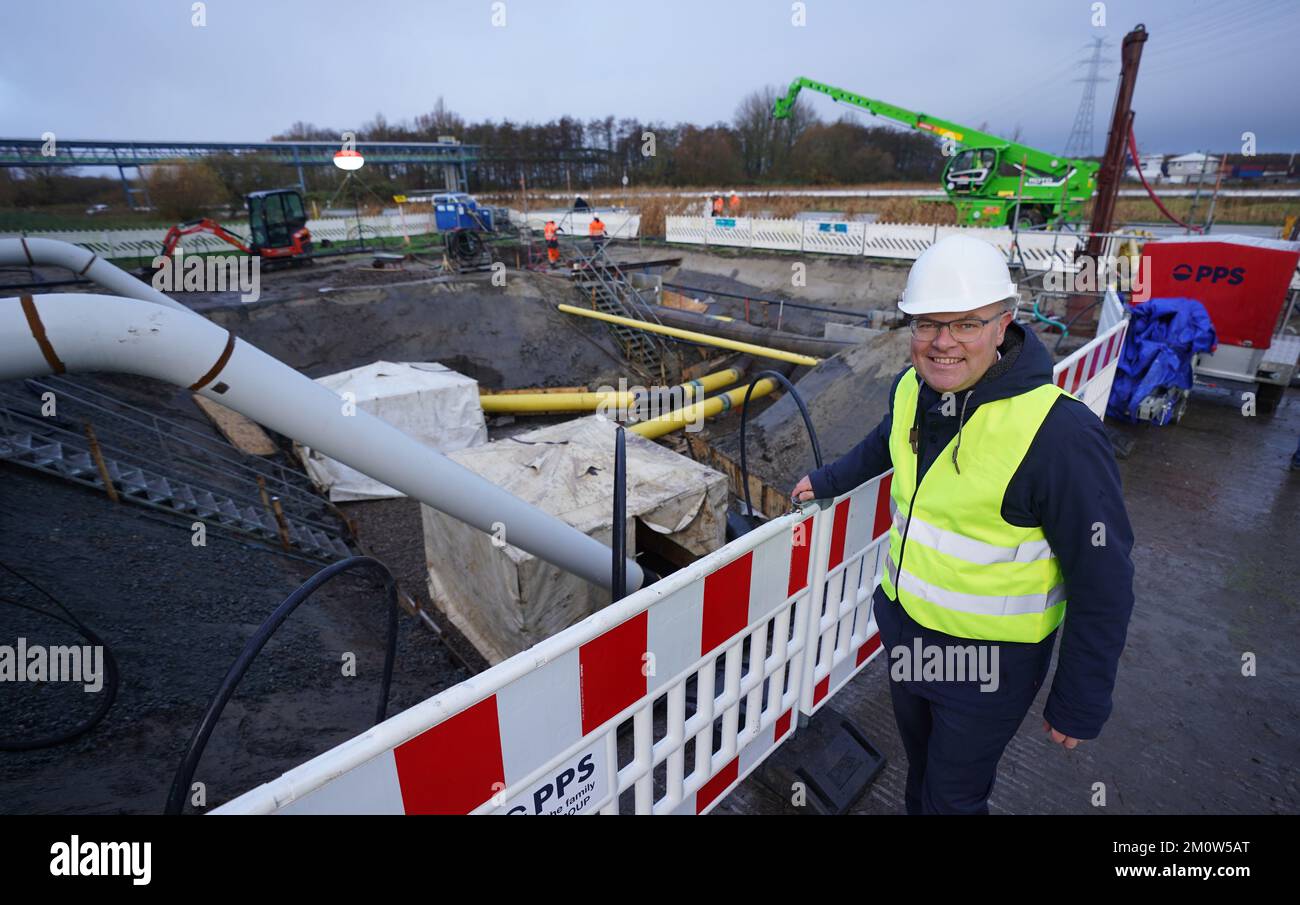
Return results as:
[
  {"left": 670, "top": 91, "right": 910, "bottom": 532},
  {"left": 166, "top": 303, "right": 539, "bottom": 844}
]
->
[
  {"left": 298, "top": 361, "right": 487, "bottom": 501},
  {"left": 422, "top": 415, "right": 728, "bottom": 665}
]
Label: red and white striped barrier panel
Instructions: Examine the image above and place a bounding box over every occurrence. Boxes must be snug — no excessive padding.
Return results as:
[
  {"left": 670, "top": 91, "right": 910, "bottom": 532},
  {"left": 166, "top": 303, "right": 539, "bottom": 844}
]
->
[
  {"left": 215, "top": 509, "right": 831, "bottom": 815},
  {"left": 213, "top": 323, "right": 1126, "bottom": 815},
  {"left": 1054, "top": 318, "right": 1129, "bottom": 420},
  {"left": 799, "top": 474, "right": 892, "bottom": 715}
]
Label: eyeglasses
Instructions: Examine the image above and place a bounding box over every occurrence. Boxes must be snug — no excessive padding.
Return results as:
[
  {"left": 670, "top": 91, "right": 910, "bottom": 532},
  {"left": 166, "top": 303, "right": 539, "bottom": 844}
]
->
[{"left": 908, "top": 313, "right": 1004, "bottom": 342}]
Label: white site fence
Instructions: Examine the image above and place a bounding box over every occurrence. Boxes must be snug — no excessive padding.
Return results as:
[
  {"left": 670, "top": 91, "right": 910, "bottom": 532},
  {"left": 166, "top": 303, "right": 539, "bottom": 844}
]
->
[
  {"left": 5, "top": 210, "right": 644, "bottom": 261},
  {"left": 214, "top": 319, "right": 1127, "bottom": 816},
  {"left": 1, "top": 213, "right": 440, "bottom": 260},
  {"left": 667, "top": 216, "right": 1095, "bottom": 272},
  {"left": 510, "top": 210, "right": 642, "bottom": 241}
]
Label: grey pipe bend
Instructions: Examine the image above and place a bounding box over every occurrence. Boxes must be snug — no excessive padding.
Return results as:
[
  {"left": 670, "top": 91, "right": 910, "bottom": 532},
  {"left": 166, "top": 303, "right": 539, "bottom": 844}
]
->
[
  {"left": 0, "top": 292, "right": 643, "bottom": 595},
  {"left": 0, "top": 237, "right": 188, "bottom": 313}
]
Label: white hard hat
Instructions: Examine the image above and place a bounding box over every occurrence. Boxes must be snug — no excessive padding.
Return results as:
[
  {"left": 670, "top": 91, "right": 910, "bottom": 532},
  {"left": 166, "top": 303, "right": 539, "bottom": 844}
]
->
[{"left": 899, "top": 234, "right": 1017, "bottom": 316}]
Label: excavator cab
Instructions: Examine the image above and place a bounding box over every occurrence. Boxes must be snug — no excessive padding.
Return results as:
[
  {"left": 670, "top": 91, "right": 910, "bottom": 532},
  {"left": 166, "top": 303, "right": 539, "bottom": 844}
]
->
[{"left": 247, "top": 189, "right": 312, "bottom": 257}]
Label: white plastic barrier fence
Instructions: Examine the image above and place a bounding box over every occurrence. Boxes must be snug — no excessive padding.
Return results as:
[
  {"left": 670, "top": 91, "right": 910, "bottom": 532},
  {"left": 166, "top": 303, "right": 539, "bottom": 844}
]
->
[
  {"left": 213, "top": 321, "right": 1127, "bottom": 815},
  {"left": 665, "top": 215, "right": 709, "bottom": 246},
  {"left": 513, "top": 211, "right": 641, "bottom": 240},
  {"left": 705, "top": 216, "right": 752, "bottom": 248},
  {"left": 750, "top": 218, "right": 804, "bottom": 252},
  {"left": 931, "top": 225, "right": 1086, "bottom": 272},
  {"left": 861, "top": 222, "right": 936, "bottom": 260},
  {"left": 1011, "top": 233, "right": 1086, "bottom": 271},
  {"left": 665, "top": 215, "right": 1092, "bottom": 273},
  {"left": 305, "top": 213, "right": 436, "bottom": 244},
  {"left": 3, "top": 213, "right": 438, "bottom": 260},
  {"left": 803, "top": 220, "right": 867, "bottom": 256}
]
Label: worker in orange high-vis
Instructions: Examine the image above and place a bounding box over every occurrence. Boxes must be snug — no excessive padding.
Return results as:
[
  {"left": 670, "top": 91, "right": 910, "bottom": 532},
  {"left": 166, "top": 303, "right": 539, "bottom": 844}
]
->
[
  {"left": 729, "top": 191, "right": 741, "bottom": 215},
  {"left": 543, "top": 219, "right": 561, "bottom": 266},
  {"left": 588, "top": 215, "right": 607, "bottom": 254},
  {"left": 711, "top": 195, "right": 724, "bottom": 217}
]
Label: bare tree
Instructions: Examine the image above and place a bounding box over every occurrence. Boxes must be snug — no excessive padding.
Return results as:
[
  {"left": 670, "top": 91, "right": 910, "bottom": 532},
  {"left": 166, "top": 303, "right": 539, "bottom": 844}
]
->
[
  {"left": 414, "top": 97, "right": 466, "bottom": 139},
  {"left": 733, "top": 86, "right": 778, "bottom": 180},
  {"left": 144, "top": 160, "right": 227, "bottom": 221}
]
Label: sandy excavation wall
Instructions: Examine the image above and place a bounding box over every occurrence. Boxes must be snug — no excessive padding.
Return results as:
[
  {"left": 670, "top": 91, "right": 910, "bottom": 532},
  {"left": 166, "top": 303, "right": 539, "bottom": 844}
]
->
[
  {"left": 201, "top": 272, "right": 639, "bottom": 391},
  {"left": 615, "top": 246, "right": 911, "bottom": 338}
]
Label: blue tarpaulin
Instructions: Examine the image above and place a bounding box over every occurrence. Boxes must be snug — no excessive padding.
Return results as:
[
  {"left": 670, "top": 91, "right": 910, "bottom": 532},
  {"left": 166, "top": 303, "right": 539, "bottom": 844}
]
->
[{"left": 1106, "top": 297, "right": 1218, "bottom": 424}]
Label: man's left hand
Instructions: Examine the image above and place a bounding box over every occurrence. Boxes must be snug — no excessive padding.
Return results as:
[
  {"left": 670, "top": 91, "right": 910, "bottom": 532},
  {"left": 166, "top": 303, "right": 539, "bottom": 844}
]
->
[{"left": 1043, "top": 720, "right": 1080, "bottom": 749}]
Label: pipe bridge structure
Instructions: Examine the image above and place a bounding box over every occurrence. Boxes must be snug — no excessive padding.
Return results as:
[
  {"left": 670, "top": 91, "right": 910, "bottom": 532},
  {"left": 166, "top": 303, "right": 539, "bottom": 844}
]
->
[{"left": 0, "top": 138, "right": 480, "bottom": 207}]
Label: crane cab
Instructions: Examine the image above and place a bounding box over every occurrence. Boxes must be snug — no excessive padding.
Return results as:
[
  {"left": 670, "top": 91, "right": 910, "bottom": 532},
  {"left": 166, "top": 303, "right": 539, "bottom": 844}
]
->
[{"left": 944, "top": 147, "right": 998, "bottom": 191}]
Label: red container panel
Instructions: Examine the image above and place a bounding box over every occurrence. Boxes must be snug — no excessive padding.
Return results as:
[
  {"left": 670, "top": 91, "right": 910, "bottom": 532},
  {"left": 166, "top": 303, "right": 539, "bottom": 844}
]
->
[{"left": 1138, "top": 238, "right": 1299, "bottom": 348}]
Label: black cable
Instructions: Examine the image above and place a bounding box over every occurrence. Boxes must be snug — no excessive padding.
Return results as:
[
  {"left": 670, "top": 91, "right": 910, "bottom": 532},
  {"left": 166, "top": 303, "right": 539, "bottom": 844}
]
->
[
  {"left": 612, "top": 426, "right": 627, "bottom": 603},
  {"left": 446, "top": 229, "right": 485, "bottom": 262},
  {"left": 739, "top": 370, "right": 823, "bottom": 522},
  {"left": 0, "top": 561, "right": 121, "bottom": 751},
  {"left": 1055, "top": 297, "right": 1107, "bottom": 353},
  {"left": 165, "top": 555, "right": 399, "bottom": 815}
]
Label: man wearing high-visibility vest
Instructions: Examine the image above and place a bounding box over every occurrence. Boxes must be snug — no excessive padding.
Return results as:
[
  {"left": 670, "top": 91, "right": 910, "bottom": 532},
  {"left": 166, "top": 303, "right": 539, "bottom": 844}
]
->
[
  {"left": 588, "top": 215, "right": 607, "bottom": 254},
  {"left": 729, "top": 191, "right": 741, "bottom": 215},
  {"left": 712, "top": 195, "right": 725, "bottom": 217},
  {"left": 792, "top": 234, "right": 1135, "bottom": 815},
  {"left": 543, "top": 219, "right": 561, "bottom": 266}
]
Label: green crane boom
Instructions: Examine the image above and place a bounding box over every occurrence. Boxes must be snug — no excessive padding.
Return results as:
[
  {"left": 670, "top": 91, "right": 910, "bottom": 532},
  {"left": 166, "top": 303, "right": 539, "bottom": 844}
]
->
[{"left": 773, "top": 76, "right": 1098, "bottom": 229}]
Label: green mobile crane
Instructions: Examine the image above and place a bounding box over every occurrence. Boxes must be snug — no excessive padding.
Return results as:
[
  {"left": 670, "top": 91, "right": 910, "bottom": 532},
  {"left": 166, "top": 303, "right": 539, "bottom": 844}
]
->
[{"left": 773, "top": 77, "right": 1099, "bottom": 229}]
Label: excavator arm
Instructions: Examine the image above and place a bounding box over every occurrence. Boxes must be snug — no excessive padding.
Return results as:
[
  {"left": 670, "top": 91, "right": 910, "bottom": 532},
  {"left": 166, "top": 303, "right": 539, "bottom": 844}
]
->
[{"left": 160, "top": 219, "right": 252, "bottom": 258}]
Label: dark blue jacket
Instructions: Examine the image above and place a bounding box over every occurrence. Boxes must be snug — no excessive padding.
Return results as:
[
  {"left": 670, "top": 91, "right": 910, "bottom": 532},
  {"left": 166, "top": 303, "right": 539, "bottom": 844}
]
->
[{"left": 808, "top": 323, "right": 1135, "bottom": 739}]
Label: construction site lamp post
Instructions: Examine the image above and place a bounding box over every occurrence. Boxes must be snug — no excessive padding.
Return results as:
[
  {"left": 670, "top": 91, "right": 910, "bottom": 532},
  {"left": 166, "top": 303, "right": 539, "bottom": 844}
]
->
[{"left": 333, "top": 150, "right": 366, "bottom": 251}]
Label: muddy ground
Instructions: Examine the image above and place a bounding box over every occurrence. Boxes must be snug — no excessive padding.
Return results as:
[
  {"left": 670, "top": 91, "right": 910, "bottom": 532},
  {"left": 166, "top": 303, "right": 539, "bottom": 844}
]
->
[{"left": 0, "top": 464, "right": 469, "bottom": 814}]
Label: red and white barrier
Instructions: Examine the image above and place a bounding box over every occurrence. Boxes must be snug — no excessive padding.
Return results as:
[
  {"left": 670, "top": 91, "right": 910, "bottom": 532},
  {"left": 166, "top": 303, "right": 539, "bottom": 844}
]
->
[
  {"left": 1054, "top": 318, "right": 1129, "bottom": 420},
  {"left": 800, "top": 475, "right": 892, "bottom": 715},
  {"left": 213, "top": 321, "right": 1127, "bottom": 816},
  {"left": 215, "top": 510, "right": 825, "bottom": 815}
]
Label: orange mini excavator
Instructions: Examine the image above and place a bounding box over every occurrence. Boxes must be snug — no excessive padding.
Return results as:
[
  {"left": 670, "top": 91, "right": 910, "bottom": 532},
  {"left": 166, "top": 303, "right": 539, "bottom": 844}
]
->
[{"left": 159, "top": 189, "right": 313, "bottom": 262}]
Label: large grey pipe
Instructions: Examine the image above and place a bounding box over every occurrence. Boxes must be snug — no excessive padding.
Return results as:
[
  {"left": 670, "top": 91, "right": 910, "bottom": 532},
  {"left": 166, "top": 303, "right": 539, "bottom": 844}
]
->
[
  {"left": 0, "top": 237, "right": 188, "bottom": 313},
  {"left": 0, "top": 292, "right": 644, "bottom": 595}
]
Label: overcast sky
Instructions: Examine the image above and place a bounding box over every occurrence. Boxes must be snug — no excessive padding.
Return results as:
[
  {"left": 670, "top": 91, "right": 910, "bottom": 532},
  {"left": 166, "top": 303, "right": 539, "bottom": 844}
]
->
[{"left": 2, "top": 0, "right": 1297, "bottom": 156}]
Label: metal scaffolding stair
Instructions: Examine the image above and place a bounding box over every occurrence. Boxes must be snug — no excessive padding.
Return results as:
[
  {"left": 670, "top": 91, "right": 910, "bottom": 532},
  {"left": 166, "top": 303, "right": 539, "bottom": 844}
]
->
[
  {"left": 0, "top": 380, "right": 352, "bottom": 562},
  {"left": 567, "top": 241, "right": 672, "bottom": 376}
]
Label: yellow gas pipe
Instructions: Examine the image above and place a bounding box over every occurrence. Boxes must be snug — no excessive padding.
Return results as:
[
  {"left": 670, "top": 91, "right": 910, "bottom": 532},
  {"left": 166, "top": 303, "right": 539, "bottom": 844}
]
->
[
  {"left": 630, "top": 377, "right": 778, "bottom": 440},
  {"left": 478, "top": 367, "right": 741, "bottom": 414},
  {"left": 557, "top": 304, "right": 820, "bottom": 367}
]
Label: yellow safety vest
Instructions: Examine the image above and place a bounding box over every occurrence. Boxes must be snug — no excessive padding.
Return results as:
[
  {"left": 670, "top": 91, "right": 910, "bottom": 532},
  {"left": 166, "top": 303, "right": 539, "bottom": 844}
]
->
[{"left": 879, "top": 369, "right": 1072, "bottom": 643}]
